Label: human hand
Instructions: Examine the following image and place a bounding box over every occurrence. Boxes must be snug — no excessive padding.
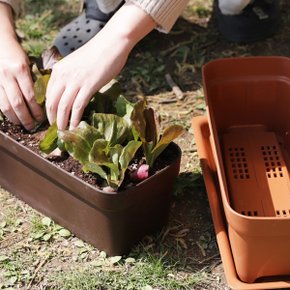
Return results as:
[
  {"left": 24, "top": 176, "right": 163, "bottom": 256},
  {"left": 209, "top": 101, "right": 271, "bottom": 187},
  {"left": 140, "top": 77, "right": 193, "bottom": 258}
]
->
[
  {"left": 0, "top": 5, "right": 44, "bottom": 130},
  {"left": 46, "top": 30, "right": 130, "bottom": 131},
  {"left": 46, "top": 2, "right": 156, "bottom": 130},
  {"left": 0, "top": 39, "right": 44, "bottom": 130}
]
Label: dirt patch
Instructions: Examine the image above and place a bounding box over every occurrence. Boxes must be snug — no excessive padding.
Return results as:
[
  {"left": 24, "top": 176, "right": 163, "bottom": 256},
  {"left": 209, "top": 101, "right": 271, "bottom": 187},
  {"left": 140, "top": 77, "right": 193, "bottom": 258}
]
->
[{"left": 0, "top": 119, "right": 178, "bottom": 191}]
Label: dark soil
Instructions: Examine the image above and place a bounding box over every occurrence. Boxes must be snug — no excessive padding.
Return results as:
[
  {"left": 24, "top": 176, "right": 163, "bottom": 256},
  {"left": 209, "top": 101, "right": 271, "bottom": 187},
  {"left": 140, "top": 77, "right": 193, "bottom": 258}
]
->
[{"left": 0, "top": 119, "right": 178, "bottom": 191}]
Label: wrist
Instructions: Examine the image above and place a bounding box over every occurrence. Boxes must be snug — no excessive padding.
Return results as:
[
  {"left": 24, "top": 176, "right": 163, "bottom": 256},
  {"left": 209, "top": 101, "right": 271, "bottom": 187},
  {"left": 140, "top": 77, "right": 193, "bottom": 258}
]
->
[
  {"left": 100, "top": 2, "right": 156, "bottom": 50},
  {"left": 0, "top": 2, "right": 17, "bottom": 39}
]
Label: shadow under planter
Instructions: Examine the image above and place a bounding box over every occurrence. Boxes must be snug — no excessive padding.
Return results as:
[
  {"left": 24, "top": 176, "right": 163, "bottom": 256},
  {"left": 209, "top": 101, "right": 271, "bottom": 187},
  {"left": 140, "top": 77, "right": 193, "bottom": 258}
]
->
[{"left": 0, "top": 131, "right": 181, "bottom": 256}]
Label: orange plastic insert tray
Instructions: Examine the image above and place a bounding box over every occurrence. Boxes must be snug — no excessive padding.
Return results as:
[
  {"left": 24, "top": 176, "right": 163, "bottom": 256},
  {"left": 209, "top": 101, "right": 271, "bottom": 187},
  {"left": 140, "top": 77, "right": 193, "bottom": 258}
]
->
[
  {"left": 201, "top": 56, "right": 290, "bottom": 283},
  {"left": 222, "top": 127, "right": 290, "bottom": 217},
  {"left": 192, "top": 115, "right": 290, "bottom": 290}
]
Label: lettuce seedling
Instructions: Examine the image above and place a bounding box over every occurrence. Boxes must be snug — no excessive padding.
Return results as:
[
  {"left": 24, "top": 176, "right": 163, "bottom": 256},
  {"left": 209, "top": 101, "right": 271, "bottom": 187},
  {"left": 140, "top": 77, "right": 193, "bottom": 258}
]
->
[
  {"left": 59, "top": 115, "right": 141, "bottom": 189},
  {"left": 131, "top": 100, "right": 184, "bottom": 167}
]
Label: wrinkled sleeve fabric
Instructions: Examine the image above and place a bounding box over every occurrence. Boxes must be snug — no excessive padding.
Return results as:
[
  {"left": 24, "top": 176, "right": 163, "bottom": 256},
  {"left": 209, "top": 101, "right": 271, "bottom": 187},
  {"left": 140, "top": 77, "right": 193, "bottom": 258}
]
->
[
  {"left": 126, "top": 0, "right": 189, "bottom": 33},
  {"left": 0, "top": 0, "right": 21, "bottom": 16}
]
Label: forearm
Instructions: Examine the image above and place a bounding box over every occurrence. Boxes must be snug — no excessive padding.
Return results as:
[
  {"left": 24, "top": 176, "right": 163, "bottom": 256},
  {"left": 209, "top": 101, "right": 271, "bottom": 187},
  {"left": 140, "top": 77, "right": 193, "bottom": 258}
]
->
[
  {"left": 95, "top": 1, "right": 157, "bottom": 52},
  {"left": 0, "top": 2, "right": 18, "bottom": 42}
]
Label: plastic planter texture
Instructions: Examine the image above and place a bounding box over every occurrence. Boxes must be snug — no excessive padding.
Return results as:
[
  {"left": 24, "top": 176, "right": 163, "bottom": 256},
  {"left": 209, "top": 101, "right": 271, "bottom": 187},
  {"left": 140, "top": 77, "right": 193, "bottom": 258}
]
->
[
  {"left": 0, "top": 130, "right": 181, "bottom": 256},
  {"left": 202, "top": 56, "right": 290, "bottom": 282},
  {"left": 192, "top": 115, "right": 290, "bottom": 290}
]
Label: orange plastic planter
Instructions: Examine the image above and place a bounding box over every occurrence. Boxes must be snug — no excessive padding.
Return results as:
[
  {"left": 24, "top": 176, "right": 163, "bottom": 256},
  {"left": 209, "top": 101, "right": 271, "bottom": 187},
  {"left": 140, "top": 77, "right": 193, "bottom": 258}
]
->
[
  {"left": 192, "top": 116, "right": 290, "bottom": 289},
  {"left": 201, "top": 57, "right": 290, "bottom": 283}
]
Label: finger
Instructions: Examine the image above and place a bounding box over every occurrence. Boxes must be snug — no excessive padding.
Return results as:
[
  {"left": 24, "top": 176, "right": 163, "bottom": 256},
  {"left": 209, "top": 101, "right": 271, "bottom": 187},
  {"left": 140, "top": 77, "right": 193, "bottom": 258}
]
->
[
  {"left": 69, "top": 87, "right": 92, "bottom": 130},
  {"left": 56, "top": 86, "right": 79, "bottom": 131},
  {"left": 16, "top": 67, "right": 44, "bottom": 122},
  {"left": 45, "top": 80, "right": 65, "bottom": 125},
  {"left": 0, "top": 86, "right": 20, "bottom": 124},
  {"left": 3, "top": 76, "right": 35, "bottom": 130}
]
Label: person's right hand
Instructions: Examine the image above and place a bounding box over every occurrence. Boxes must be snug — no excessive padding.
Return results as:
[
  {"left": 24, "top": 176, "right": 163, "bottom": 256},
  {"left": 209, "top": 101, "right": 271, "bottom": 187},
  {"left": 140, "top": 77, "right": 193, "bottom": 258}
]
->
[{"left": 0, "top": 37, "right": 44, "bottom": 130}]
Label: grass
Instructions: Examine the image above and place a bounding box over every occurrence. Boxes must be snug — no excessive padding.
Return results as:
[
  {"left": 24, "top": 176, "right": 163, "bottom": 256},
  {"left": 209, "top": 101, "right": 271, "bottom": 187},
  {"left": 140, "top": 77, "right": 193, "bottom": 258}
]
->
[
  {"left": 2, "top": 0, "right": 290, "bottom": 289},
  {"left": 53, "top": 254, "right": 203, "bottom": 290}
]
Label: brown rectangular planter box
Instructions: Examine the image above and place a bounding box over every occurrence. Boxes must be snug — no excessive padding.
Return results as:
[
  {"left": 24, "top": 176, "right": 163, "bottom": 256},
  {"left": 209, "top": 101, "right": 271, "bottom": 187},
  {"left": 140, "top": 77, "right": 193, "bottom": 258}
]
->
[
  {"left": 192, "top": 115, "right": 290, "bottom": 290},
  {"left": 0, "top": 130, "right": 181, "bottom": 256},
  {"left": 201, "top": 56, "right": 290, "bottom": 283}
]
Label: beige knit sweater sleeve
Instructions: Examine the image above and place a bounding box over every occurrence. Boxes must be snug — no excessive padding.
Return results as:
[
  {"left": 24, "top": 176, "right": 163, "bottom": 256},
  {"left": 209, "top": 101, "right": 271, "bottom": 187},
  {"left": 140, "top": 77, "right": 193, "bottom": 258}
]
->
[
  {"left": 1, "top": 0, "right": 189, "bottom": 32},
  {"left": 0, "top": 0, "right": 21, "bottom": 16},
  {"left": 126, "top": 0, "right": 189, "bottom": 32}
]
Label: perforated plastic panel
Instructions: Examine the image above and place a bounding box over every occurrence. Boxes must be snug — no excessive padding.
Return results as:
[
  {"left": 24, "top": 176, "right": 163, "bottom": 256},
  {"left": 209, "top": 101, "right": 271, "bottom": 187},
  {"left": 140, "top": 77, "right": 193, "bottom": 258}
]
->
[{"left": 222, "top": 128, "right": 290, "bottom": 217}]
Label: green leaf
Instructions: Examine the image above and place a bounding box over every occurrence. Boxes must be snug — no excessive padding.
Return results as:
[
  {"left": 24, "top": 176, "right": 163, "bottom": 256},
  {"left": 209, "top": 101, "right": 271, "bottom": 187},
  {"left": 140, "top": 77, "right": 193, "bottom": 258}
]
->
[
  {"left": 89, "top": 139, "right": 109, "bottom": 163},
  {"left": 120, "top": 140, "right": 142, "bottom": 172},
  {"left": 34, "top": 74, "right": 50, "bottom": 105},
  {"left": 83, "top": 92, "right": 105, "bottom": 118},
  {"left": 115, "top": 95, "right": 134, "bottom": 121},
  {"left": 107, "top": 144, "right": 122, "bottom": 181},
  {"left": 83, "top": 162, "right": 108, "bottom": 181},
  {"left": 108, "top": 256, "right": 122, "bottom": 264},
  {"left": 100, "top": 80, "right": 122, "bottom": 99},
  {"left": 132, "top": 99, "right": 183, "bottom": 167},
  {"left": 91, "top": 113, "right": 129, "bottom": 146},
  {"left": 39, "top": 123, "right": 58, "bottom": 154},
  {"left": 43, "top": 233, "right": 52, "bottom": 241},
  {"left": 33, "top": 232, "right": 45, "bottom": 240},
  {"left": 42, "top": 217, "right": 52, "bottom": 227},
  {"left": 131, "top": 100, "right": 147, "bottom": 141},
  {"left": 83, "top": 81, "right": 122, "bottom": 119},
  {"left": 59, "top": 122, "right": 101, "bottom": 165},
  {"left": 149, "top": 125, "right": 184, "bottom": 167},
  {"left": 58, "top": 229, "right": 71, "bottom": 238}
]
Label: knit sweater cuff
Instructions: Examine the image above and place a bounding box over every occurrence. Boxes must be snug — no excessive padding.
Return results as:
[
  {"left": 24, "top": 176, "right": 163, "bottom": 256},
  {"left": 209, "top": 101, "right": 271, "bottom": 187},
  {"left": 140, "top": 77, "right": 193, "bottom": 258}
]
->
[
  {"left": 0, "top": 0, "right": 21, "bottom": 17},
  {"left": 126, "top": 0, "right": 189, "bottom": 33}
]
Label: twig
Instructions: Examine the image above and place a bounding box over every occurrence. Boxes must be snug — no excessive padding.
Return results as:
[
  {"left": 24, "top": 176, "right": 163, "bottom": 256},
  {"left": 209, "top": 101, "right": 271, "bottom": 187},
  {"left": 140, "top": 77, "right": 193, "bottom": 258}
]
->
[
  {"left": 159, "top": 99, "right": 177, "bottom": 104},
  {"left": 161, "top": 38, "right": 194, "bottom": 55},
  {"left": 196, "top": 241, "right": 206, "bottom": 257},
  {"left": 27, "top": 255, "right": 50, "bottom": 289},
  {"left": 165, "top": 73, "right": 184, "bottom": 100},
  {"left": 198, "top": 253, "right": 220, "bottom": 264}
]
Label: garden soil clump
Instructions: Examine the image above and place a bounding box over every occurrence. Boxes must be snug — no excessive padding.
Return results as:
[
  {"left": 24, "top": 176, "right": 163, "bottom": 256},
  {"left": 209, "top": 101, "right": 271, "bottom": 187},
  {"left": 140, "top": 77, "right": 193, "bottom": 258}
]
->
[{"left": 0, "top": 119, "right": 178, "bottom": 191}]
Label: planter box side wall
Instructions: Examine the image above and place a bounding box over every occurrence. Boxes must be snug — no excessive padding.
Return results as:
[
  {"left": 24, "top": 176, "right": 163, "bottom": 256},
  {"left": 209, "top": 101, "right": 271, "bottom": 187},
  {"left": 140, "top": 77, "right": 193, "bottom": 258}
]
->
[{"left": 0, "top": 133, "right": 181, "bottom": 255}]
